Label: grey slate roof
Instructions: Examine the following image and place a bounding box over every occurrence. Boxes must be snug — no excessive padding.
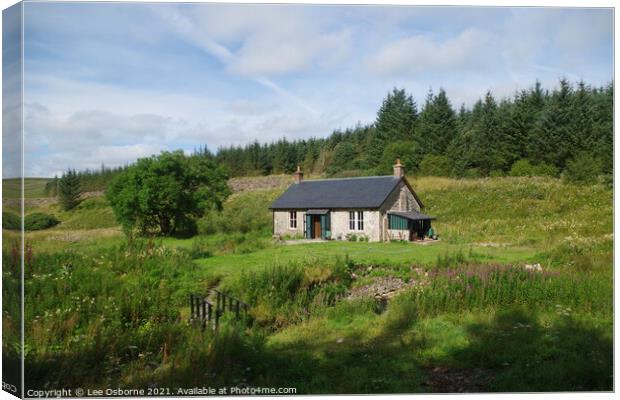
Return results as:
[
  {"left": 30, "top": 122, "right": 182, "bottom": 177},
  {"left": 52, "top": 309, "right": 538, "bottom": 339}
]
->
[
  {"left": 388, "top": 210, "right": 436, "bottom": 221},
  {"left": 270, "top": 176, "right": 402, "bottom": 209}
]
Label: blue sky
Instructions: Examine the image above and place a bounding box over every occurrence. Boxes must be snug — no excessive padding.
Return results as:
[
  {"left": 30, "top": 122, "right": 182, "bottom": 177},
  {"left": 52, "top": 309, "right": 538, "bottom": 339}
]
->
[{"left": 14, "top": 3, "right": 614, "bottom": 177}]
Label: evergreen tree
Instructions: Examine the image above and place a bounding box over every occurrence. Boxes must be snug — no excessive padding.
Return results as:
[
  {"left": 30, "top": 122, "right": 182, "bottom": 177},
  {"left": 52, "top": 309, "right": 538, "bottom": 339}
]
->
[
  {"left": 414, "top": 88, "right": 457, "bottom": 159},
  {"left": 58, "top": 169, "right": 81, "bottom": 211},
  {"left": 375, "top": 88, "right": 417, "bottom": 141},
  {"left": 531, "top": 79, "right": 574, "bottom": 168}
]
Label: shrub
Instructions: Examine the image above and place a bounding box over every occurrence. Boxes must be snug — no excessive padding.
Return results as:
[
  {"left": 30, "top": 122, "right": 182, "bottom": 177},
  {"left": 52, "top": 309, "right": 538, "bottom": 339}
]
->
[
  {"left": 2, "top": 212, "right": 20, "bottom": 230},
  {"left": 24, "top": 213, "right": 59, "bottom": 231},
  {"left": 419, "top": 154, "right": 452, "bottom": 177},
  {"left": 346, "top": 233, "right": 358, "bottom": 242},
  {"left": 532, "top": 162, "right": 558, "bottom": 177},
  {"left": 464, "top": 168, "right": 482, "bottom": 178},
  {"left": 510, "top": 159, "right": 558, "bottom": 178},
  {"left": 509, "top": 159, "right": 534, "bottom": 177},
  {"left": 563, "top": 152, "right": 603, "bottom": 184}
]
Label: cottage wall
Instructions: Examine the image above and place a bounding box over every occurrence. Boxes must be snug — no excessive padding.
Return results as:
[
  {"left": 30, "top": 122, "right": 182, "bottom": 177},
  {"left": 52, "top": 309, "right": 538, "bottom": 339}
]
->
[
  {"left": 379, "top": 180, "right": 421, "bottom": 242},
  {"left": 273, "top": 210, "right": 306, "bottom": 238},
  {"left": 330, "top": 210, "right": 381, "bottom": 242},
  {"left": 381, "top": 180, "right": 421, "bottom": 213}
]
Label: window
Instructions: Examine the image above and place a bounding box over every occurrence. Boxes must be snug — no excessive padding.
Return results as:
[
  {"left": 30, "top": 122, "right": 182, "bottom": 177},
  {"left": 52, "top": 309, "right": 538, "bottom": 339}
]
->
[
  {"left": 349, "top": 211, "right": 364, "bottom": 231},
  {"left": 302, "top": 213, "right": 306, "bottom": 235},
  {"left": 289, "top": 211, "right": 297, "bottom": 229}
]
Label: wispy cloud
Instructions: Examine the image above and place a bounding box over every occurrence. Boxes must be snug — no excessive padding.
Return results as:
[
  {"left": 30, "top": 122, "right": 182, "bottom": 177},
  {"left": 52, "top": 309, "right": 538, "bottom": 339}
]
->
[
  {"left": 154, "top": 5, "right": 319, "bottom": 114},
  {"left": 20, "top": 3, "right": 613, "bottom": 177}
]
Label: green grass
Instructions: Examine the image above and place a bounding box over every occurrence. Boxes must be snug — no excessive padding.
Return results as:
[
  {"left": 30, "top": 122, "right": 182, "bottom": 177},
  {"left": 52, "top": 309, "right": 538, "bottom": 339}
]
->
[
  {"left": 194, "top": 240, "right": 537, "bottom": 281},
  {"left": 3, "top": 178, "right": 50, "bottom": 198},
  {"left": 7, "top": 175, "right": 612, "bottom": 393}
]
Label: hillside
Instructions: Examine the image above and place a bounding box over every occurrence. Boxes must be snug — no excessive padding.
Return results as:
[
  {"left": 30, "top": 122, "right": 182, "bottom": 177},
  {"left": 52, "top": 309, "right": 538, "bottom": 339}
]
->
[{"left": 8, "top": 175, "right": 613, "bottom": 392}]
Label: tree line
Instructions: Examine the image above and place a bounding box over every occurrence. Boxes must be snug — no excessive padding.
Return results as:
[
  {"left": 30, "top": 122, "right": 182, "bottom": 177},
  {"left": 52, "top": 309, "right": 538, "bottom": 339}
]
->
[
  {"left": 50, "top": 77, "right": 613, "bottom": 210},
  {"left": 215, "top": 79, "right": 612, "bottom": 182}
]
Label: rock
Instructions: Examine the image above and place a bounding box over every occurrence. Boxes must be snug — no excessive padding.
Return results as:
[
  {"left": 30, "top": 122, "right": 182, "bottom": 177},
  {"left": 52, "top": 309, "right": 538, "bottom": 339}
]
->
[{"left": 524, "top": 263, "right": 543, "bottom": 272}]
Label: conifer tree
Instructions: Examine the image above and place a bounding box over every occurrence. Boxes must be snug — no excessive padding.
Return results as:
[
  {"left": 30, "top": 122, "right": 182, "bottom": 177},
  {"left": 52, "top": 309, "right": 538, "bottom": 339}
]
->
[
  {"left": 58, "top": 169, "right": 81, "bottom": 211},
  {"left": 414, "top": 88, "right": 457, "bottom": 157},
  {"left": 375, "top": 88, "right": 417, "bottom": 141}
]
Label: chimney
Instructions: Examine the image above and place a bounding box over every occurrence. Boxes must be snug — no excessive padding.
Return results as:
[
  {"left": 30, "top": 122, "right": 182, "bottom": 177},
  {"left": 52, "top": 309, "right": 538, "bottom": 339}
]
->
[
  {"left": 294, "top": 165, "right": 304, "bottom": 183},
  {"left": 393, "top": 158, "right": 405, "bottom": 178}
]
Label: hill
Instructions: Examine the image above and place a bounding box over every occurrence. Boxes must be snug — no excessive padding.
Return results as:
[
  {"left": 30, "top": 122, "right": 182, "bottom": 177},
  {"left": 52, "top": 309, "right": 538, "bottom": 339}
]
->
[{"left": 9, "top": 175, "right": 612, "bottom": 392}]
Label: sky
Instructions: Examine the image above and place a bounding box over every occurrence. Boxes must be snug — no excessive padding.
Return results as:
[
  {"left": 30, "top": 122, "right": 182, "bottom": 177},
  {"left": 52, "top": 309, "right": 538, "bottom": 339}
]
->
[{"left": 5, "top": 2, "right": 614, "bottom": 177}]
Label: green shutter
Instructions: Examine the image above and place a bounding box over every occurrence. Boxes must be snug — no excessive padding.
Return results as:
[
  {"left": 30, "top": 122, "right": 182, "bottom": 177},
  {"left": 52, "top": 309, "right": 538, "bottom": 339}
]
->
[
  {"left": 305, "top": 214, "right": 312, "bottom": 238},
  {"left": 389, "top": 214, "right": 408, "bottom": 230}
]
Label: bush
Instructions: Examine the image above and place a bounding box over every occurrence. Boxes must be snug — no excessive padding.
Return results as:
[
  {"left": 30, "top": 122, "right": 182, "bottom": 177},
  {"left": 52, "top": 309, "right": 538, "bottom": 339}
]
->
[
  {"left": 509, "top": 159, "right": 534, "bottom": 177},
  {"left": 532, "top": 162, "right": 558, "bottom": 177},
  {"left": 464, "top": 168, "right": 482, "bottom": 178},
  {"left": 563, "top": 152, "right": 603, "bottom": 184},
  {"left": 418, "top": 154, "right": 452, "bottom": 177},
  {"left": 346, "top": 233, "right": 358, "bottom": 242},
  {"left": 2, "top": 212, "right": 20, "bottom": 230},
  {"left": 510, "top": 159, "right": 558, "bottom": 177},
  {"left": 24, "top": 213, "right": 59, "bottom": 231}
]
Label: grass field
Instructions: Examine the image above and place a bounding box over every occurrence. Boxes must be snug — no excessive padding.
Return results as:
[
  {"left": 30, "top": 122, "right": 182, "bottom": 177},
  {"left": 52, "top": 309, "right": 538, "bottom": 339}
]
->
[
  {"left": 3, "top": 178, "right": 50, "bottom": 199},
  {"left": 3, "top": 175, "right": 613, "bottom": 393}
]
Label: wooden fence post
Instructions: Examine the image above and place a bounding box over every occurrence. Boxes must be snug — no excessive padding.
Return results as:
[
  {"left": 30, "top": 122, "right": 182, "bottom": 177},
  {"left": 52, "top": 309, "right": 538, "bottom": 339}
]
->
[{"left": 201, "top": 300, "right": 207, "bottom": 330}]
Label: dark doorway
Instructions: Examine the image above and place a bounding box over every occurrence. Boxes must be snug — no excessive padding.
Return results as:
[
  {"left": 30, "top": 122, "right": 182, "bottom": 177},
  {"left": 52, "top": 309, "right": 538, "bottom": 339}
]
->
[{"left": 313, "top": 217, "right": 322, "bottom": 239}]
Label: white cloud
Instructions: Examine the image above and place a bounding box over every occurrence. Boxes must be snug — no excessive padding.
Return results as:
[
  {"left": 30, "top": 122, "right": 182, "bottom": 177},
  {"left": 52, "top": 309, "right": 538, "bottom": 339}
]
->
[
  {"left": 366, "top": 28, "right": 496, "bottom": 76},
  {"left": 183, "top": 5, "right": 353, "bottom": 77}
]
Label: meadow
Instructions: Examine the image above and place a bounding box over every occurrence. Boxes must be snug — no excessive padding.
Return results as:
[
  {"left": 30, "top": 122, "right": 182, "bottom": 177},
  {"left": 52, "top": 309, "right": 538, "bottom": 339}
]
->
[{"left": 2, "top": 175, "right": 613, "bottom": 393}]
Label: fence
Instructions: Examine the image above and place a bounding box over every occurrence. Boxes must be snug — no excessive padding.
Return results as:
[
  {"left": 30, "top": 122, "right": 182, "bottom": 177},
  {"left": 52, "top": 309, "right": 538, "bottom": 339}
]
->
[{"left": 189, "top": 289, "right": 251, "bottom": 330}]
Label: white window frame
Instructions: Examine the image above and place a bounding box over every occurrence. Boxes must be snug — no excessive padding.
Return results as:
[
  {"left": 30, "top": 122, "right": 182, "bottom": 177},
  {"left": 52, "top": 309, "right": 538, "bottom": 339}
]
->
[
  {"left": 349, "top": 211, "right": 364, "bottom": 231},
  {"left": 289, "top": 211, "right": 297, "bottom": 229}
]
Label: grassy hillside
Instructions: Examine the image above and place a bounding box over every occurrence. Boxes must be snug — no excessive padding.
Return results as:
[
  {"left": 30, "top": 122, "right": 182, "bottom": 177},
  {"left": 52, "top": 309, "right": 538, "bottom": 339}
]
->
[
  {"left": 6, "top": 176, "right": 612, "bottom": 392},
  {"left": 3, "top": 178, "right": 50, "bottom": 199}
]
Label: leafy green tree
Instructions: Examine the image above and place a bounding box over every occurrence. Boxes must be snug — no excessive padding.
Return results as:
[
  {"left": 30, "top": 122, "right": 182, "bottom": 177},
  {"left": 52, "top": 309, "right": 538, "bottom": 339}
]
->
[
  {"left": 376, "top": 141, "right": 417, "bottom": 175},
  {"left": 58, "top": 169, "right": 81, "bottom": 211},
  {"left": 106, "top": 151, "right": 230, "bottom": 236}
]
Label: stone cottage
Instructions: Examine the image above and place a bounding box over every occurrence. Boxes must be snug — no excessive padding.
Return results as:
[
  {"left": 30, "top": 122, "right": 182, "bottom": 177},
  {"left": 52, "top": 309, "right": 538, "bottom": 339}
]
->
[{"left": 269, "top": 159, "right": 435, "bottom": 242}]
